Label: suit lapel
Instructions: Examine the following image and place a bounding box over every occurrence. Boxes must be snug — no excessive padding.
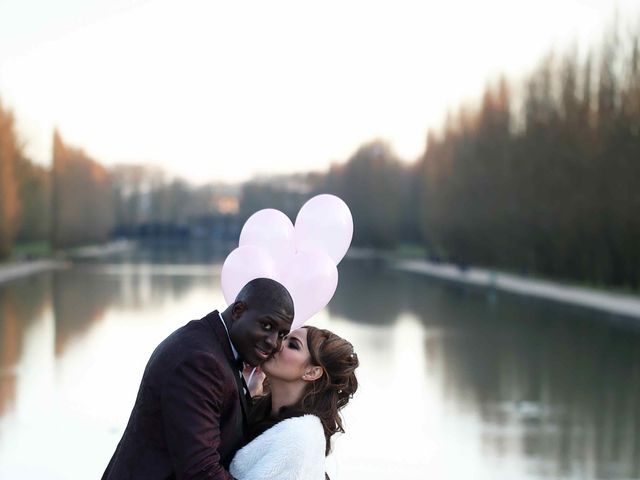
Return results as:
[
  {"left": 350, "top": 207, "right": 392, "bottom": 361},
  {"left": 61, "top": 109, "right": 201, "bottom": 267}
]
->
[{"left": 204, "top": 311, "right": 250, "bottom": 431}]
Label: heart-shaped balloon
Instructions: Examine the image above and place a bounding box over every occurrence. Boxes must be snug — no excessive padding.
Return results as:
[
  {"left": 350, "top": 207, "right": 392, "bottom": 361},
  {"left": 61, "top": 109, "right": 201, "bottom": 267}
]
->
[
  {"left": 278, "top": 249, "right": 338, "bottom": 329},
  {"left": 220, "top": 194, "right": 352, "bottom": 327},
  {"left": 239, "top": 209, "right": 296, "bottom": 266},
  {"left": 294, "top": 194, "right": 353, "bottom": 265},
  {"left": 220, "top": 245, "right": 276, "bottom": 305}
]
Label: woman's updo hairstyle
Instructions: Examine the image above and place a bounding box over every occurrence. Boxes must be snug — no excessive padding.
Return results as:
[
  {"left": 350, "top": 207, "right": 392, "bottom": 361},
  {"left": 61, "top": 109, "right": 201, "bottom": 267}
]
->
[
  {"left": 300, "top": 326, "right": 359, "bottom": 455},
  {"left": 246, "top": 326, "right": 359, "bottom": 458}
]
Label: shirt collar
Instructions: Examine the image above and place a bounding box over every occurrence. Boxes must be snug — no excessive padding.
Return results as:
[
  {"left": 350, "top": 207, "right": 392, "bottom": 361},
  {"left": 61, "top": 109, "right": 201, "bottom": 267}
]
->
[{"left": 218, "top": 311, "right": 240, "bottom": 361}]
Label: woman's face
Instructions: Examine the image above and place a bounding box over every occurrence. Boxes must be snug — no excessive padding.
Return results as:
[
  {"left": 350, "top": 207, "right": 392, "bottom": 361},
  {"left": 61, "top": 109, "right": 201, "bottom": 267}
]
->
[{"left": 262, "top": 328, "right": 312, "bottom": 382}]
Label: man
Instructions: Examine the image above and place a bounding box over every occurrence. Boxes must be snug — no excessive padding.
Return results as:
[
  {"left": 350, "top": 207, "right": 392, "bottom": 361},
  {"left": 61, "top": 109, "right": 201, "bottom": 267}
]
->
[{"left": 102, "top": 278, "right": 294, "bottom": 479}]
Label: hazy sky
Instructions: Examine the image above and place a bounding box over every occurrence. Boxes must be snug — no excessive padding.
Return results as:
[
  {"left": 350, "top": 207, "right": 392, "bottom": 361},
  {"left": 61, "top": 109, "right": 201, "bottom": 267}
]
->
[{"left": 0, "top": 0, "right": 637, "bottom": 183}]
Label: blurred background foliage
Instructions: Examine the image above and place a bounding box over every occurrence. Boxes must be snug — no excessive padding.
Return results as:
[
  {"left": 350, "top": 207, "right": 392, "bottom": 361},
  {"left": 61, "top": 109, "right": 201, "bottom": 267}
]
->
[{"left": 0, "top": 24, "right": 639, "bottom": 289}]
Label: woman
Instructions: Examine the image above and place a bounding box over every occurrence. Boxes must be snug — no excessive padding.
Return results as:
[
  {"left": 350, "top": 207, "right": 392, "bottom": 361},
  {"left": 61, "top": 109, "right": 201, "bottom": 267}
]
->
[{"left": 230, "top": 326, "right": 359, "bottom": 480}]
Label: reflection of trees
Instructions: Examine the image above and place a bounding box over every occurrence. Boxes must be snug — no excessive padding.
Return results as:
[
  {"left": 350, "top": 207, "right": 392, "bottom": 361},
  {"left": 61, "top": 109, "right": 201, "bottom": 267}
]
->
[
  {"left": 331, "top": 259, "right": 499, "bottom": 329},
  {"left": 329, "top": 259, "right": 408, "bottom": 325},
  {"left": 0, "top": 289, "right": 19, "bottom": 417},
  {"left": 427, "top": 290, "right": 640, "bottom": 478},
  {"left": 52, "top": 264, "right": 214, "bottom": 355},
  {"left": 144, "top": 272, "right": 212, "bottom": 307},
  {"left": 52, "top": 269, "right": 120, "bottom": 355},
  {"left": 123, "top": 240, "right": 229, "bottom": 265},
  {"left": 333, "top": 260, "right": 640, "bottom": 477},
  {"left": 0, "top": 275, "right": 49, "bottom": 417}
]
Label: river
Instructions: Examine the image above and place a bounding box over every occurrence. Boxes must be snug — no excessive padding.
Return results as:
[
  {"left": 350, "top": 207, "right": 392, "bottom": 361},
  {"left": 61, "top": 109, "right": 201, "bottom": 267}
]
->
[{"left": 1, "top": 244, "right": 639, "bottom": 479}]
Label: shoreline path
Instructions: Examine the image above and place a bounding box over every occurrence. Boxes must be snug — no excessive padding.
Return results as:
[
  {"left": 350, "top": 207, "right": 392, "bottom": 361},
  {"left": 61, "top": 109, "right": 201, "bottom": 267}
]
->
[
  {"left": 2, "top": 247, "right": 639, "bottom": 321},
  {"left": 0, "top": 240, "right": 132, "bottom": 285},
  {"left": 0, "top": 259, "right": 67, "bottom": 285},
  {"left": 394, "top": 258, "right": 640, "bottom": 320}
]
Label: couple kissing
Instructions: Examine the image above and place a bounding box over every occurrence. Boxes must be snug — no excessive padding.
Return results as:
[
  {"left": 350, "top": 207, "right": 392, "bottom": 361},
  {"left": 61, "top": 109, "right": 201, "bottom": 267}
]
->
[{"left": 102, "top": 277, "right": 359, "bottom": 480}]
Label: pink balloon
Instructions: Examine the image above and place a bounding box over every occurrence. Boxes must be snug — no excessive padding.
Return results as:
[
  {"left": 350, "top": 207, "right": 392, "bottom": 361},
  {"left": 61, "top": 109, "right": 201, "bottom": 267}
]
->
[
  {"left": 239, "top": 209, "right": 296, "bottom": 266},
  {"left": 294, "top": 194, "right": 353, "bottom": 265},
  {"left": 279, "top": 249, "right": 338, "bottom": 329},
  {"left": 220, "top": 245, "right": 276, "bottom": 305}
]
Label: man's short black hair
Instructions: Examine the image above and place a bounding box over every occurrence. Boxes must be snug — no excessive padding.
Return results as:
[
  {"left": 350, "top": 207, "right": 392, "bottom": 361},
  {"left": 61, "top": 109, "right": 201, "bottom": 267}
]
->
[{"left": 235, "top": 278, "right": 294, "bottom": 319}]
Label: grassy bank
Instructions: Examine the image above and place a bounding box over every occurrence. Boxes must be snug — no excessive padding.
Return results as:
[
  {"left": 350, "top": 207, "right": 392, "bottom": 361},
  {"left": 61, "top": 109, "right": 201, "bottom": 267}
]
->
[{"left": 10, "top": 241, "right": 52, "bottom": 260}]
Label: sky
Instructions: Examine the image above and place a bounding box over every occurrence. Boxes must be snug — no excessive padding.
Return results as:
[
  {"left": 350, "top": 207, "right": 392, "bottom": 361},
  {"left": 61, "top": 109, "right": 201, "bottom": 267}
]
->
[{"left": 0, "top": 0, "right": 638, "bottom": 184}]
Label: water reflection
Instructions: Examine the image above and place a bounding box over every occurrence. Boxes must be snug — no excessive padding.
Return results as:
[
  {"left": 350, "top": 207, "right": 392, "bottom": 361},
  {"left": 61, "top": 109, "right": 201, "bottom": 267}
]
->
[
  {"left": 113, "top": 240, "right": 230, "bottom": 265},
  {"left": 0, "top": 254, "right": 639, "bottom": 479},
  {"left": 0, "top": 275, "right": 50, "bottom": 418},
  {"left": 52, "top": 269, "right": 117, "bottom": 356},
  {"left": 51, "top": 262, "right": 224, "bottom": 356},
  {"left": 440, "top": 309, "right": 640, "bottom": 479},
  {"left": 331, "top": 259, "right": 640, "bottom": 478}
]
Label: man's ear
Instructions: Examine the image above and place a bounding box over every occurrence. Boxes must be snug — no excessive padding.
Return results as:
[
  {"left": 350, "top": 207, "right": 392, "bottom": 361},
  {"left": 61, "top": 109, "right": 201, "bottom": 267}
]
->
[
  {"left": 231, "top": 301, "right": 247, "bottom": 319},
  {"left": 302, "top": 366, "right": 323, "bottom": 382}
]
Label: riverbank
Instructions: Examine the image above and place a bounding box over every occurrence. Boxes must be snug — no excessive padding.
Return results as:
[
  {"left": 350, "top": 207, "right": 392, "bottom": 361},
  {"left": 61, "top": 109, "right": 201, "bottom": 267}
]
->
[
  {"left": 394, "top": 258, "right": 640, "bottom": 320},
  {"left": 4, "top": 243, "right": 639, "bottom": 319},
  {"left": 0, "top": 240, "right": 135, "bottom": 285},
  {"left": 346, "top": 247, "right": 640, "bottom": 320},
  {"left": 0, "top": 259, "right": 68, "bottom": 285},
  {"left": 65, "top": 239, "right": 133, "bottom": 261}
]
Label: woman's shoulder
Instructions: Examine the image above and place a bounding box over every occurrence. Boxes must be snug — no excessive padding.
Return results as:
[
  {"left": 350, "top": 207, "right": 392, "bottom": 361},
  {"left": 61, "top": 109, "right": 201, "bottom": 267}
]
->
[
  {"left": 240, "top": 414, "right": 324, "bottom": 446},
  {"left": 230, "top": 414, "right": 326, "bottom": 479},
  {"left": 272, "top": 414, "right": 323, "bottom": 432},
  {"left": 256, "top": 414, "right": 324, "bottom": 447},
  {"left": 292, "top": 414, "right": 323, "bottom": 427}
]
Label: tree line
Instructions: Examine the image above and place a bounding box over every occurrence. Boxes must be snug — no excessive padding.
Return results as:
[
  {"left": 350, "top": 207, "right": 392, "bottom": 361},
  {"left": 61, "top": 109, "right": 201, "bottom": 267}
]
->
[
  {"left": 0, "top": 114, "right": 240, "bottom": 254},
  {"left": 241, "top": 24, "right": 640, "bottom": 289},
  {"left": 0, "top": 102, "right": 50, "bottom": 256},
  {"left": 0, "top": 22, "right": 638, "bottom": 288},
  {"left": 418, "top": 26, "right": 640, "bottom": 288}
]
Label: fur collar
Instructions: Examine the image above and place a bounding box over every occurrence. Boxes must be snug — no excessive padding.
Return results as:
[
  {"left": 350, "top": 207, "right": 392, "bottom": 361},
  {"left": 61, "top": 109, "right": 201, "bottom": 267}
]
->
[{"left": 230, "top": 414, "right": 326, "bottom": 480}]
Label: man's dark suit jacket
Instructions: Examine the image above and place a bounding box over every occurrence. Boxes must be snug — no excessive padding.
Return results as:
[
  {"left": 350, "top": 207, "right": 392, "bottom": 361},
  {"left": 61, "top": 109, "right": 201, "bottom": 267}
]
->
[{"left": 102, "top": 310, "right": 248, "bottom": 480}]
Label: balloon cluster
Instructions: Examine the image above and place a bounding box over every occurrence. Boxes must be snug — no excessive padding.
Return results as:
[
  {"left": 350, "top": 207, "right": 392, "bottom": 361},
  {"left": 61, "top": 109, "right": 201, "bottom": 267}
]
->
[{"left": 221, "top": 194, "right": 353, "bottom": 329}]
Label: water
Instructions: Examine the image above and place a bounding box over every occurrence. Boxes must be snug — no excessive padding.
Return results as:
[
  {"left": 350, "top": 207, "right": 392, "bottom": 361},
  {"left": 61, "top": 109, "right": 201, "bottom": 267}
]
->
[{"left": 1, "top": 245, "right": 639, "bottom": 479}]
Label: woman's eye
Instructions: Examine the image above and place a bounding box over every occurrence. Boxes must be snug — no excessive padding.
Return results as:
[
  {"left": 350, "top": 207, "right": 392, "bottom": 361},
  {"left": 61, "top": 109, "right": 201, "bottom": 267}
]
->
[{"left": 288, "top": 341, "right": 299, "bottom": 350}]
